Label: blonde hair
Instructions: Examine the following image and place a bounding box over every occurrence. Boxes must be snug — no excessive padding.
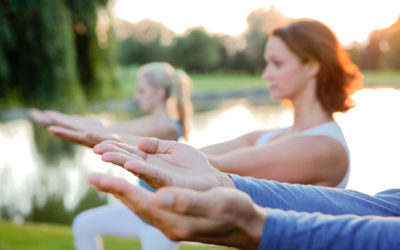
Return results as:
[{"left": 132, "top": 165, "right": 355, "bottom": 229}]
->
[{"left": 137, "top": 62, "right": 193, "bottom": 140}]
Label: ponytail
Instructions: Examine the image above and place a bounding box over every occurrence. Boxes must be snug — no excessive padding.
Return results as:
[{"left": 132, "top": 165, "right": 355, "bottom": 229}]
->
[
  {"left": 172, "top": 70, "right": 193, "bottom": 140},
  {"left": 137, "top": 62, "right": 193, "bottom": 140}
]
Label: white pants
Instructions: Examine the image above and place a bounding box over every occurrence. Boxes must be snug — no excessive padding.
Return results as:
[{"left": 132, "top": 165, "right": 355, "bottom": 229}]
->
[{"left": 72, "top": 204, "right": 178, "bottom": 250}]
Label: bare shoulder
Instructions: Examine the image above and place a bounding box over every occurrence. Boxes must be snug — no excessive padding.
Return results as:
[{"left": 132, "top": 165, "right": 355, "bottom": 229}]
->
[
  {"left": 279, "top": 135, "right": 348, "bottom": 180},
  {"left": 240, "top": 130, "right": 269, "bottom": 145},
  {"left": 270, "top": 135, "right": 347, "bottom": 157}
]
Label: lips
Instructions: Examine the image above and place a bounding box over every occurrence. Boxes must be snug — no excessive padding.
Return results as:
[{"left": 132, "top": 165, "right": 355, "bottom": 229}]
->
[{"left": 269, "top": 83, "right": 278, "bottom": 90}]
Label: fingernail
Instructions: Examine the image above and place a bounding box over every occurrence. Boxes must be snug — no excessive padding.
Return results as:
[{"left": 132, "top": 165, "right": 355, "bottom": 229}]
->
[{"left": 159, "top": 191, "right": 174, "bottom": 210}]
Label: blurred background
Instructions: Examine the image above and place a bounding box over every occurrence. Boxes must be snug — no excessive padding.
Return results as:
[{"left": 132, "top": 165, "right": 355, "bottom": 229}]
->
[{"left": 1, "top": 0, "right": 400, "bottom": 249}]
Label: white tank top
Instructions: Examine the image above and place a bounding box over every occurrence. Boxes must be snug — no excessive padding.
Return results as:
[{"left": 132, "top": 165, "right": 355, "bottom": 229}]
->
[{"left": 255, "top": 121, "right": 350, "bottom": 189}]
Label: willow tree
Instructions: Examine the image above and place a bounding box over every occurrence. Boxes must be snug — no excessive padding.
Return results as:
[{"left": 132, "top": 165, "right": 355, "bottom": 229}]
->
[{"left": 0, "top": 0, "right": 118, "bottom": 109}]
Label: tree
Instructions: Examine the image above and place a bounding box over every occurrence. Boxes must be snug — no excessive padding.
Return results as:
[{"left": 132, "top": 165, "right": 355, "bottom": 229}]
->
[
  {"left": 381, "top": 16, "right": 400, "bottom": 69},
  {"left": 116, "top": 19, "right": 174, "bottom": 65},
  {"left": 241, "top": 7, "right": 287, "bottom": 73},
  {"left": 360, "top": 30, "right": 383, "bottom": 70},
  {"left": 170, "top": 28, "right": 222, "bottom": 72},
  {"left": 0, "top": 0, "right": 118, "bottom": 109}
]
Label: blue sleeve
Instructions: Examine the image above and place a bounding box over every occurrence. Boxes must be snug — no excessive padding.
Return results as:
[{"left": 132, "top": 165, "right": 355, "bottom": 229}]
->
[
  {"left": 139, "top": 179, "right": 157, "bottom": 192},
  {"left": 259, "top": 208, "right": 400, "bottom": 250},
  {"left": 230, "top": 174, "right": 400, "bottom": 216}
]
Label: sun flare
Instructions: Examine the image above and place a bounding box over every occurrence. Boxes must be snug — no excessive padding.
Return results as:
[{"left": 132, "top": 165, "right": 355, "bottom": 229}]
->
[{"left": 113, "top": 0, "right": 400, "bottom": 45}]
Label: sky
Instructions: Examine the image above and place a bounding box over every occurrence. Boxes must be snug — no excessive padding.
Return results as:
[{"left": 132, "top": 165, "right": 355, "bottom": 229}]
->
[{"left": 113, "top": 0, "right": 400, "bottom": 46}]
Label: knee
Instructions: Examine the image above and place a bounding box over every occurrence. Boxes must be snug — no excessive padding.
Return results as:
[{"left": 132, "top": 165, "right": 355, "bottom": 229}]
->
[{"left": 72, "top": 211, "right": 93, "bottom": 237}]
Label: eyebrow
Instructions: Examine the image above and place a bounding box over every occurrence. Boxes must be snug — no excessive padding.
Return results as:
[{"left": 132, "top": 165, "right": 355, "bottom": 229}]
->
[{"left": 265, "top": 55, "right": 280, "bottom": 60}]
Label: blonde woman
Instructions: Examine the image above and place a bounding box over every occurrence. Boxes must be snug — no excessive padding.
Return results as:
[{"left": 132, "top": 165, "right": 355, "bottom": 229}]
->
[{"left": 30, "top": 62, "right": 193, "bottom": 250}]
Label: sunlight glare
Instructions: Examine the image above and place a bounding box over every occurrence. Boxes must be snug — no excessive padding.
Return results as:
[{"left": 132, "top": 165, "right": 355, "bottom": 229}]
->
[
  {"left": 335, "top": 88, "right": 400, "bottom": 194},
  {"left": 113, "top": 0, "right": 400, "bottom": 45}
]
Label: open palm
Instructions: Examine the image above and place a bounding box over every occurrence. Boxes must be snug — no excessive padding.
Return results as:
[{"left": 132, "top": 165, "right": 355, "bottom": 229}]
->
[{"left": 93, "top": 138, "right": 233, "bottom": 191}]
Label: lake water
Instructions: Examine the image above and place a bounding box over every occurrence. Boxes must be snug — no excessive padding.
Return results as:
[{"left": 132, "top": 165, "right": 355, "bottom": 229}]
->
[{"left": 1, "top": 87, "right": 400, "bottom": 223}]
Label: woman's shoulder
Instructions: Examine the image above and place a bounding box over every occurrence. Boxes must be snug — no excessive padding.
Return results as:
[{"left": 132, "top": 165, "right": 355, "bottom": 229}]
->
[
  {"left": 254, "top": 128, "right": 286, "bottom": 146},
  {"left": 299, "top": 121, "right": 346, "bottom": 145}
]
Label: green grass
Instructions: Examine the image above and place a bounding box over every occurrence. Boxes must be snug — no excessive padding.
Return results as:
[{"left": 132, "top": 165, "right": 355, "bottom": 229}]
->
[
  {"left": 0, "top": 221, "right": 231, "bottom": 250},
  {"left": 117, "top": 65, "right": 266, "bottom": 96},
  {"left": 117, "top": 65, "right": 400, "bottom": 98},
  {"left": 362, "top": 70, "right": 400, "bottom": 87}
]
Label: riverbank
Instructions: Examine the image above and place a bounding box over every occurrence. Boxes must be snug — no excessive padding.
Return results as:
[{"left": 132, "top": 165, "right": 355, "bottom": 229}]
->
[{"left": 1, "top": 69, "right": 399, "bottom": 121}]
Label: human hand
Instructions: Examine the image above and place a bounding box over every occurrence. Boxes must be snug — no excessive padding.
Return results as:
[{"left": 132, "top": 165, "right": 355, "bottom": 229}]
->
[
  {"left": 48, "top": 126, "right": 121, "bottom": 148},
  {"left": 29, "top": 109, "right": 104, "bottom": 131},
  {"left": 44, "top": 110, "right": 104, "bottom": 131},
  {"left": 29, "top": 108, "right": 53, "bottom": 127},
  {"left": 93, "top": 138, "right": 234, "bottom": 190},
  {"left": 88, "top": 173, "right": 265, "bottom": 250}
]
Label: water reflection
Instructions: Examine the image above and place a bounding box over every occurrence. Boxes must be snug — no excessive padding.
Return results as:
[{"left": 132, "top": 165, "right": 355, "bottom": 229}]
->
[
  {"left": 335, "top": 88, "right": 400, "bottom": 195},
  {"left": 0, "top": 120, "right": 137, "bottom": 223},
  {"left": 1, "top": 87, "right": 399, "bottom": 222}
]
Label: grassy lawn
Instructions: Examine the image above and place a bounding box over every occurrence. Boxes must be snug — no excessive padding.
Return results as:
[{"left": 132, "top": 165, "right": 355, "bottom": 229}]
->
[
  {"left": 117, "top": 65, "right": 400, "bottom": 97},
  {"left": 0, "top": 221, "right": 231, "bottom": 250},
  {"left": 117, "top": 66, "right": 267, "bottom": 95},
  {"left": 361, "top": 70, "right": 400, "bottom": 87}
]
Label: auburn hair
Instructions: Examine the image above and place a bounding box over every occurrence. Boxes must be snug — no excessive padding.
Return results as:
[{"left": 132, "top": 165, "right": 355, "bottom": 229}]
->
[{"left": 272, "top": 19, "right": 362, "bottom": 115}]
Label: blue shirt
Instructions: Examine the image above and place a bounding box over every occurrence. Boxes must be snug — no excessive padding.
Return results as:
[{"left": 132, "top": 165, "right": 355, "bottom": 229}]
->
[{"left": 230, "top": 174, "right": 400, "bottom": 249}]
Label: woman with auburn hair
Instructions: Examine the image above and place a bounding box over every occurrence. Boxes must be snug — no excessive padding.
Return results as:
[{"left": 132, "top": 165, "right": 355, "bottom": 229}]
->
[
  {"left": 200, "top": 19, "right": 362, "bottom": 188},
  {"left": 30, "top": 62, "right": 193, "bottom": 250}
]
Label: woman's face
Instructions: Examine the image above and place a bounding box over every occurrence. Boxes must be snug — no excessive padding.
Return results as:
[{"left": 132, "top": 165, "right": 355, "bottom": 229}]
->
[
  {"left": 262, "top": 36, "right": 316, "bottom": 100},
  {"left": 134, "top": 76, "right": 164, "bottom": 112}
]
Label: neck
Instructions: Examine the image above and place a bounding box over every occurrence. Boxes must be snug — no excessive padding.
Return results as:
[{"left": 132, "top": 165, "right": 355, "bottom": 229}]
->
[
  {"left": 152, "top": 103, "right": 170, "bottom": 119},
  {"left": 289, "top": 81, "right": 332, "bottom": 131}
]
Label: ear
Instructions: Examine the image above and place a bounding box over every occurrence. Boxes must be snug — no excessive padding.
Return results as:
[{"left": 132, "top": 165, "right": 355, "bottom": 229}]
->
[
  {"left": 157, "top": 87, "right": 167, "bottom": 100},
  {"left": 305, "top": 60, "right": 320, "bottom": 78}
]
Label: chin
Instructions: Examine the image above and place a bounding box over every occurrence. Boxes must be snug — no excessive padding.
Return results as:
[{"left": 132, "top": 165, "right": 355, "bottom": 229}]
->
[{"left": 269, "top": 92, "right": 283, "bottom": 100}]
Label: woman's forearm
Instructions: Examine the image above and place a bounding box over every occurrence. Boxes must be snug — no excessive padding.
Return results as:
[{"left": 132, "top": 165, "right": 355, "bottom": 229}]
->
[{"left": 231, "top": 174, "right": 400, "bottom": 217}]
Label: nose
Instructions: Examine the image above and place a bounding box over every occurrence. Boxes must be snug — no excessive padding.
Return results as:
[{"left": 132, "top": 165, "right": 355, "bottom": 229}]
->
[{"left": 262, "top": 64, "right": 273, "bottom": 81}]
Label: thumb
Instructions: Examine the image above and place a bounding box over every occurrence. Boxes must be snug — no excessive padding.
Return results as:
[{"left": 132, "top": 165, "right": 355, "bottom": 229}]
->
[
  {"left": 154, "top": 187, "right": 216, "bottom": 216},
  {"left": 138, "top": 137, "right": 177, "bottom": 154}
]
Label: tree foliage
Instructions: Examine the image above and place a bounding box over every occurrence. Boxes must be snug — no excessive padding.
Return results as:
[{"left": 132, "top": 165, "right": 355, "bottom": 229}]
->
[
  {"left": 171, "top": 28, "right": 222, "bottom": 72},
  {"left": 114, "top": 8, "right": 400, "bottom": 73},
  {"left": 0, "top": 0, "right": 118, "bottom": 109}
]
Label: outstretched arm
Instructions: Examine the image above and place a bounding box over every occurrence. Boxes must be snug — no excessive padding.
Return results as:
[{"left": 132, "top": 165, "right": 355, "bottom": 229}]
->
[
  {"left": 95, "top": 138, "right": 400, "bottom": 217},
  {"left": 261, "top": 208, "right": 400, "bottom": 250},
  {"left": 93, "top": 138, "right": 234, "bottom": 190},
  {"left": 208, "top": 135, "right": 348, "bottom": 187},
  {"left": 88, "top": 173, "right": 400, "bottom": 250},
  {"left": 29, "top": 109, "right": 104, "bottom": 131},
  {"left": 30, "top": 109, "right": 160, "bottom": 148},
  {"left": 48, "top": 126, "right": 142, "bottom": 148},
  {"left": 88, "top": 174, "right": 266, "bottom": 250},
  {"left": 200, "top": 131, "right": 263, "bottom": 156},
  {"left": 232, "top": 174, "right": 400, "bottom": 217}
]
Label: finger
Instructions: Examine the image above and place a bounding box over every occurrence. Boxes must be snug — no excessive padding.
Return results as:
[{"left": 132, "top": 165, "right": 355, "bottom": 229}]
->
[
  {"left": 101, "top": 151, "right": 143, "bottom": 167},
  {"left": 45, "top": 110, "right": 77, "bottom": 130},
  {"left": 106, "top": 140, "right": 144, "bottom": 155},
  {"left": 88, "top": 174, "right": 197, "bottom": 241},
  {"left": 86, "top": 131, "right": 117, "bottom": 143},
  {"left": 88, "top": 173, "right": 151, "bottom": 207},
  {"left": 85, "top": 131, "right": 108, "bottom": 144},
  {"left": 124, "top": 160, "right": 172, "bottom": 188},
  {"left": 93, "top": 141, "right": 132, "bottom": 155},
  {"left": 48, "top": 125, "right": 94, "bottom": 147},
  {"left": 138, "top": 137, "right": 177, "bottom": 154},
  {"left": 94, "top": 141, "right": 147, "bottom": 159},
  {"left": 29, "top": 108, "right": 53, "bottom": 126}
]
